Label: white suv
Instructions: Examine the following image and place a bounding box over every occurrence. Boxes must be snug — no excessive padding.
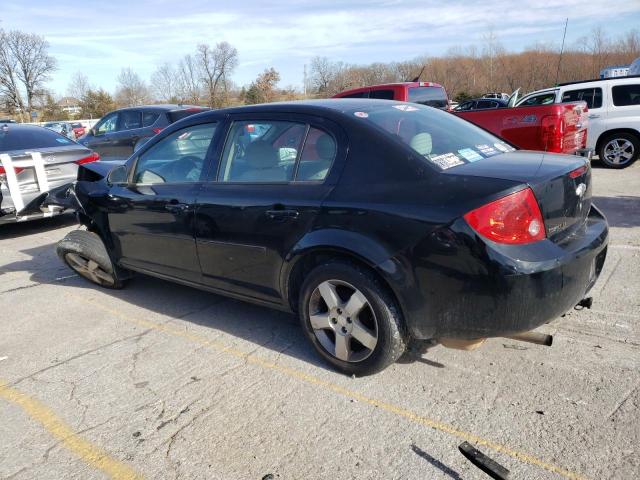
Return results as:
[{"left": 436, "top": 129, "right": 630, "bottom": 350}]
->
[{"left": 516, "top": 76, "right": 640, "bottom": 168}]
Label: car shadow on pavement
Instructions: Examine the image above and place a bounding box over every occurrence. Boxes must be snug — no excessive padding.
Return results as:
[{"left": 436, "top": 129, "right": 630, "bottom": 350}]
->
[
  {"left": 0, "top": 213, "right": 77, "bottom": 239},
  {"left": 3, "top": 241, "right": 445, "bottom": 374},
  {"left": 592, "top": 196, "right": 640, "bottom": 228},
  {"left": 410, "top": 444, "right": 463, "bottom": 479}
]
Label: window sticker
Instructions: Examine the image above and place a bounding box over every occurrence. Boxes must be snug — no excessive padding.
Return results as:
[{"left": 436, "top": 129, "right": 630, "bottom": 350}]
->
[
  {"left": 393, "top": 104, "right": 418, "bottom": 111},
  {"left": 55, "top": 138, "right": 71, "bottom": 144},
  {"left": 458, "top": 148, "right": 483, "bottom": 162},
  {"left": 429, "top": 152, "right": 465, "bottom": 170},
  {"left": 354, "top": 111, "right": 369, "bottom": 118},
  {"left": 494, "top": 142, "right": 510, "bottom": 153},
  {"left": 475, "top": 144, "right": 499, "bottom": 156}
]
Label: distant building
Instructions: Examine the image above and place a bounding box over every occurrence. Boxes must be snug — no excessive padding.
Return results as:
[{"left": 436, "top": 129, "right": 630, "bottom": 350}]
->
[
  {"left": 599, "top": 65, "right": 630, "bottom": 79},
  {"left": 629, "top": 57, "right": 640, "bottom": 76},
  {"left": 57, "top": 96, "right": 81, "bottom": 115}
]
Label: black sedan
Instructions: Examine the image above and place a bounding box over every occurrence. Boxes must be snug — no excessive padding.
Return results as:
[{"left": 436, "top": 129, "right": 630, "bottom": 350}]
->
[
  {"left": 56, "top": 100, "right": 608, "bottom": 375},
  {"left": 454, "top": 98, "right": 508, "bottom": 111}
]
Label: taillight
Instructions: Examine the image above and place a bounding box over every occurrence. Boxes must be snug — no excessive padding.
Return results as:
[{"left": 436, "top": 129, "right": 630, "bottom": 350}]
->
[
  {"left": 463, "top": 188, "right": 546, "bottom": 245},
  {"left": 152, "top": 127, "right": 163, "bottom": 134},
  {"left": 0, "top": 166, "right": 24, "bottom": 175},
  {"left": 75, "top": 152, "right": 100, "bottom": 165},
  {"left": 569, "top": 164, "right": 588, "bottom": 178},
  {"left": 540, "top": 115, "right": 564, "bottom": 153}
]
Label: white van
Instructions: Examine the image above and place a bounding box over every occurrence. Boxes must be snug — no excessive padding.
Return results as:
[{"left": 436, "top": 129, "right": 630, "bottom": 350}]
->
[{"left": 516, "top": 76, "right": 640, "bottom": 168}]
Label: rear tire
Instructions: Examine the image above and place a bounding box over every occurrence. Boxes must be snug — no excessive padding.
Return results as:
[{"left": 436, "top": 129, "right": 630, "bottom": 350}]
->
[
  {"left": 57, "top": 230, "right": 126, "bottom": 289},
  {"left": 598, "top": 132, "right": 639, "bottom": 169},
  {"left": 298, "top": 261, "right": 407, "bottom": 376}
]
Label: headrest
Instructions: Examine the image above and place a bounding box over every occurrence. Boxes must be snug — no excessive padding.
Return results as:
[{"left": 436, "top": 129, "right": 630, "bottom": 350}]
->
[
  {"left": 410, "top": 133, "right": 432, "bottom": 156},
  {"left": 244, "top": 140, "right": 279, "bottom": 168}
]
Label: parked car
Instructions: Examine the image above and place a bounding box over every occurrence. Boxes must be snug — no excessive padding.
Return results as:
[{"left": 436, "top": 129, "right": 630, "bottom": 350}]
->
[
  {"left": 454, "top": 98, "right": 508, "bottom": 111},
  {"left": 70, "top": 122, "right": 86, "bottom": 138},
  {"left": 335, "top": 84, "right": 590, "bottom": 155},
  {"left": 483, "top": 92, "right": 510, "bottom": 100},
  {"left": 515, "top": 76, "right": 640, "bottom": 168},
  {"left": 333, "top": 82, "right": 450, "bottom": 109},
  {"left": 0, "top": 118, "right": 17, "bottom": 123},
  {"left": 44, "top": 121, "right": 76, "bottom": 139},
  {"left": 55, "top": 100, "right": 608, "bottom": 375},
  {"left": 0, "top": 124, "right": 99, "bottom": 224},
  {"left": 78, "top": 104, "right": 208, "bottom": 161}
]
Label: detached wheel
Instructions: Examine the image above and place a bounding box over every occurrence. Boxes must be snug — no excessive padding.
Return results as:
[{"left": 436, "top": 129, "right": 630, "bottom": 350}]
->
[
  {"left": 299, "top": 261, "right": 406, "bottom": 376},
  {"left": 599, "top": 132, "right": 639, "bottom": 168},
  {"left": 57, "top": 230, "right": 126, "bottom": 289}
]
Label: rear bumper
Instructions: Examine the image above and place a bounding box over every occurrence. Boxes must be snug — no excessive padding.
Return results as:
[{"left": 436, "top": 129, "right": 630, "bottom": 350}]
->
[
  {"left": 574, "top": 148, "right": 594, "bottom": 160},
  {"left": 400, "top": 205, "right": 608, "bottom": 340}
]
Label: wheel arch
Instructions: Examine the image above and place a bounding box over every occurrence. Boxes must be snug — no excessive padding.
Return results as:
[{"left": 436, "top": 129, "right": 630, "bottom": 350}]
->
[{"left": 596, "top": 128, "right": 640, "bottom": 154}]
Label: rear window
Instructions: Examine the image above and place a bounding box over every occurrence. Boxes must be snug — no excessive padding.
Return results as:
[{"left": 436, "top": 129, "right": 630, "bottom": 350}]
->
[
  {"left": 408, "top": 87, "right": 448, "bottom": 109},
  {"left": 0, "top": 126, "right": 73, "bottom": 152},
  {"left": 348, "top": 103, "right": 514, "bottom": 170},
  {"left": 562, "top": 88, "right": 603, "bottom": 109},
  {"left": 339, "top": 91, "right": 369, "bottom": 98},
  {"left": 369, "top": 89, "right": 395, "bottom": 100},
  {"left": 168, "top": 109, "right": 206, "bottom": 123},
  {"left": 612, "top": 84, "right": 640, "bottom": 106}
]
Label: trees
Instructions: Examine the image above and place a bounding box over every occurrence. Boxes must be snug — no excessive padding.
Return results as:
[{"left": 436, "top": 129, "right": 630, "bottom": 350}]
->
[
  {"left": 115, "top": 68, "right": 151, "bottom": 107},
  {"left": 196, "top": 42, "right": 238, "bottom": 108},
  {"left": 67, "top": 72, "right": 90, "bottom": 99},
  {"left": 79, "top": 89, "right": 115, "bottom": 118},
  {"left": 40, "top": 92, "right": 65, "bottom": 121},
  {"left": 245, "top": 68, "right": 280, "bottom": 104},
  {"left": 0, "top": 28, "right": 56, "bottom": 120},
  {"left": 150, "top": 63, "right": 181, "bottom": 103}
]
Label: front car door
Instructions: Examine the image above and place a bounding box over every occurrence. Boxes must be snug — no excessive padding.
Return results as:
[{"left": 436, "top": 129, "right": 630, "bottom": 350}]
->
[
  {"left": 85, "top": 112, "right": 119, "bottom": 160},
  {"left": 195, "top": 113, "right": 344, "bottom": 304},
  {"left": 111, "top": 109, "right": 144, "bottom": 160},
  {"left": 106, "top": 121, "right": 219, "bottom": 282}
]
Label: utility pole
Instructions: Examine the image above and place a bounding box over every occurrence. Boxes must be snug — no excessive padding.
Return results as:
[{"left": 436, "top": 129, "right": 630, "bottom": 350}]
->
[
  {"left": 303, "top": 64, "right": 308, "bottom": 97},
  {"left": 555, "top": 18, "right": 569, "bottom": 85}
]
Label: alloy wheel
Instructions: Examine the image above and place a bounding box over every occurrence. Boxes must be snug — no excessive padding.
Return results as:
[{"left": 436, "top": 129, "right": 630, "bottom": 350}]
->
[
  {"left": 65, "top": 252, "right": 115, "bottom": 286},
  {"left": 603, "top": 138, "right": 635, "bottom": 166},
  {"left": 308, "top": 279, "right": 378, "bottom": 363}
]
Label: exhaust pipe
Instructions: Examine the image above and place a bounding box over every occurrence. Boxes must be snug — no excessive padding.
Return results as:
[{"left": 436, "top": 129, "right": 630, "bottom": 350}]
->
[{"left": 505, "top": 331, "right": 553, "bottom": 346}]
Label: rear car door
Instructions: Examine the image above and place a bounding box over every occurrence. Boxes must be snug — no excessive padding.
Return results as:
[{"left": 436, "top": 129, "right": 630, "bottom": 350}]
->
[
  {"left": 106, "top": 121, "right": 219, "bottom": 282},
  {"left": 195, "top": 114, "right": 344, "bottom": 303},
  {"left": 561, "top": 85, "right": 606, "bottom": 150}
]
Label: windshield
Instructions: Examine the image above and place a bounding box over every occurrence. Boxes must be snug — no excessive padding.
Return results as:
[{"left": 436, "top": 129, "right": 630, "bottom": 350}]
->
[{"left": 347, "top": 103, "right": 515, "bottom": 170}]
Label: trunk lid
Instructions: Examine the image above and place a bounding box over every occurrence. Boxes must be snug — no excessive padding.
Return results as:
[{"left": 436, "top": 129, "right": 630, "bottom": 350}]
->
[{"left": 447, "top": 151, "right": 592, "bottom": 240}]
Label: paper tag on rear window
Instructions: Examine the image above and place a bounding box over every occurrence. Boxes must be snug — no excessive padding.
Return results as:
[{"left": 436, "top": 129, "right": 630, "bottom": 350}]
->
[
  {"left": 429, "top": 153, "right": 464, "bottom": 169},
  {"left": 393, "top": 105, "right": 418, "bottom": 111},
  {"left": 475, "top": 144, "right": 499, "bottom": 156},
  {"left": 458, "top": 148, "right": 483, "bottom": 162}
]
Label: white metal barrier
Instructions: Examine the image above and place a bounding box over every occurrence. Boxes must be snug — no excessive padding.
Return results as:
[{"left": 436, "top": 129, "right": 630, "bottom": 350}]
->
[{"left": 1, "top": 152, "right": 56, "bottom": 219}]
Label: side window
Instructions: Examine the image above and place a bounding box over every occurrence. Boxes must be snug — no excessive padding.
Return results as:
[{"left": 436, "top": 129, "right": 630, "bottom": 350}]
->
[
  {"left": 95, "top": 113, "right": 118, "bottom": 135},
  {"left": 143, "top": 112, "right": 160, "bottom": 127},
  {"left": 219, "top": 120, "right": 306, "bottom": 183},
  {"left": 133, "top": 123, "right": 217, "bottom": 184},
  {"left": 521, "top": 92, "right": 557, "bottom": 106},
  {"left": 476, "top": 100, "right": 494, "bottom": 109},
  {"left": 340, "top": 91, "right": 369, "bottom": 98},
  {"left": 612, "top": 84, "right": 640, "bottom": 106},
  {"left": 369, "top": 89, "right": 395, "bottom": 100},
  {"left": 561, "top": 88, "right": 603, "bottom": 109},
  {"left": 118, "top": 111, "right": 142, "bottom": 131},
  {"left": 456, "top": 101, "right": 473, "bottom": 111},
  {"left": 296, "top": 127, "right": 337, "bottom": 181}
]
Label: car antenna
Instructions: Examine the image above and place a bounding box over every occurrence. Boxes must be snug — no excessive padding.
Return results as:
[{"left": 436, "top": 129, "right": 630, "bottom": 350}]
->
[
  {"left": 410, "top": 66, "right": 426, "bottom": 82},
  {"left": 554, "top": 18, "right": 569, "bottom": 86}
]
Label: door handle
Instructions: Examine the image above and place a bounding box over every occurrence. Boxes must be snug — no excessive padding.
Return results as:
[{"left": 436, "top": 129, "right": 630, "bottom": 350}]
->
[
  {"left": 266, "top": 209, "right": 299, "bottom": 219},
  {"left": 588, "top": 114, "right": 600, "bottom": 119},
  {"left": 165, "top": 202, "right": 189, "bottom": 213}
]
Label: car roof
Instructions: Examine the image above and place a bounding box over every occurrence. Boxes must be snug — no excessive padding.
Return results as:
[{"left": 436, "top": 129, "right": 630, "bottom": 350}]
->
[
  {"left": 114, "top": 104, "right": 207, "bottom": 113},
  {"left": 335, "top": 82, "right": 444, "bottom": 96},
  {"left": 558, "top": 74, "right": 640, "bottom": 87}
]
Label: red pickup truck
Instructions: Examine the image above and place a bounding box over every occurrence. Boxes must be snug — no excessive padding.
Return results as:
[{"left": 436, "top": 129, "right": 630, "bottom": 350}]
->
[{"left": 334, "top": 82, "right": 590, "bottom": 156}]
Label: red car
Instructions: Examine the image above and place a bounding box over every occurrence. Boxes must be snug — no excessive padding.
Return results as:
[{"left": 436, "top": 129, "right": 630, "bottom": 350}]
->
[
  {"left": 333, "top": 82, "right": 450, "bottom": 109},
  {"left": 70, "top": 122, "right": 86, "bottom": 138}
]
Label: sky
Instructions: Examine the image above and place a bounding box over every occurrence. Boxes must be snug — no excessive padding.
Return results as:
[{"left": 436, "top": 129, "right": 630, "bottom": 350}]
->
[{"left": 1, "top": 0, "right": 640, "bottom": 97}]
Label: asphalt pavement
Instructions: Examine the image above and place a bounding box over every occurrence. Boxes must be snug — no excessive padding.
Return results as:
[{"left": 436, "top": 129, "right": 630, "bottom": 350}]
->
[{"left": 1, "top": 161, "right": 638, "bottom": 480}]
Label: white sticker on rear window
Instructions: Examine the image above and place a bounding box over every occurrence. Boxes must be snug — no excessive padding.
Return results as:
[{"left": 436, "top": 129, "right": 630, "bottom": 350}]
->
[
  {"left": 458, "top": 148, "right": 483, "bottom": 162},
  {"left": 475, "top": 144, "right": 499, "bottom": 156},
  {"left": 393, "top": 105, "right": 418, "bottom": 111},
  {"left": 354, "top": 111, "right": 369, "bottom": 118},
  {"left": 56, "top": 138, "right": 71, "bottom": 144},
  {"left": 429, "top": 153, "right": 465, "bottom": 170},
  {"left": 494, "top": 142, "right": 510, "bottom": 152}
]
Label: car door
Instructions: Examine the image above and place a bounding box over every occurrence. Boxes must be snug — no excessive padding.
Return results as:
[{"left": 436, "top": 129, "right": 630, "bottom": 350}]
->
[
  {"left": 84, "top": 112, "right": 119, "bottom": 159},
  {"left": 110, "top": 109, "right": 144, "bottom": 160},
  {"left": 195, "top": 113, "right": 344, "bottom": 303},
  {"left": 105, "top": 121, "right": 219, "bottom": 283},
  {"left": 560, "top": 85, "right": 606, "bottom": 150}
]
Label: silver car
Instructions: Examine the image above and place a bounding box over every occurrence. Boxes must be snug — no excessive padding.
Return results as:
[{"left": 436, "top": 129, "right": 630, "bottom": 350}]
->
[
  {"left": 1, "top": 124, "right": 99, "bottom": 224},
  {"left": 44, "top": 121, "right": 76, "bottom": 140}
]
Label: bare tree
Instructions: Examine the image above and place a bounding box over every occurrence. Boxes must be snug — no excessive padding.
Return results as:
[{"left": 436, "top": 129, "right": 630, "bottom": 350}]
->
[
  {"left": 196, "top": 42, "right": 238, "bottom": 108},
  {"left": 309, "top": 56, "right": 334, "bottom": 94},
  {"left": 176, "top": 54, "right": 202, "bottom": 104},
  {"left": 0, "top": 29, "right": 26, "bottom": 119},
  {"left": 150, "top": 62, "right": 181, "bottom": 103},
  {"left": 67, "top": 71, "right": 90, "bottom": 99},
  {"left": 114, "top": 68, "right": 151, "bottom": 107}
]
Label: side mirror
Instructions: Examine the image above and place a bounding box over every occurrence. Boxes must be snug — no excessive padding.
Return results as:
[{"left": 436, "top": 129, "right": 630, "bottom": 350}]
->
[{"left": 107, "top": 165, "right": 129, "bottom": 185}]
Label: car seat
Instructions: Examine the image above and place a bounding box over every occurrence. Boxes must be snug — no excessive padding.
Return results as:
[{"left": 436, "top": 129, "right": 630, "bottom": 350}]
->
[{"left": 235, "top": 140, "right": 287, "bottom": 182}]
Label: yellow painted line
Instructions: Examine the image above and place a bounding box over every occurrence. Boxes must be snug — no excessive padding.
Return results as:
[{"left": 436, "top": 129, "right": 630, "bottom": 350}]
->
[
  {"left": 0, "top": 381, "right": 142, "bottom": 480},
  {"left": 71, "top": 292, "right": 587, "bottom": 480}
]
